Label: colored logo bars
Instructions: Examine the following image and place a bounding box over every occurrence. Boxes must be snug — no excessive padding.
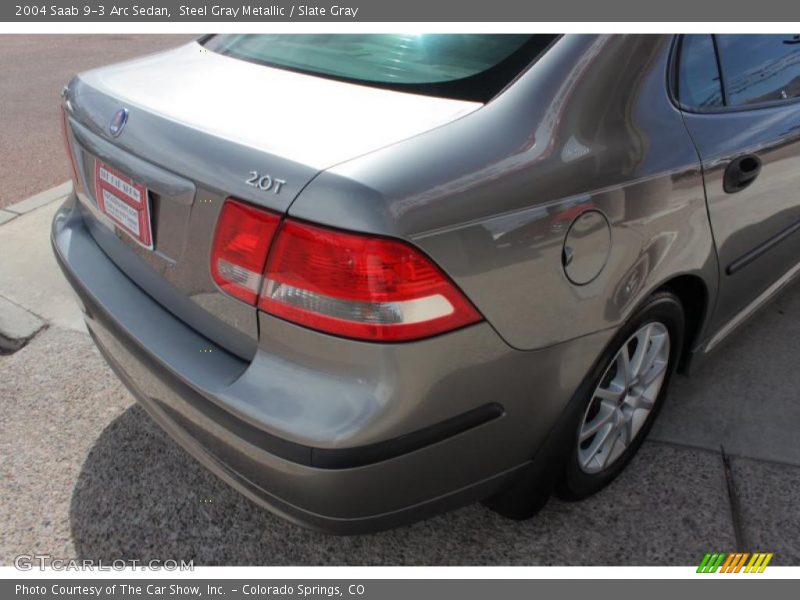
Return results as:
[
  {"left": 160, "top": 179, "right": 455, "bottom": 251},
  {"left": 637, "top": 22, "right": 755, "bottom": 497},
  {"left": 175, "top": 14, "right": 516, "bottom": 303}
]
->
[{"left": 697, "top": 552, "right": 774, "bottom": 573}]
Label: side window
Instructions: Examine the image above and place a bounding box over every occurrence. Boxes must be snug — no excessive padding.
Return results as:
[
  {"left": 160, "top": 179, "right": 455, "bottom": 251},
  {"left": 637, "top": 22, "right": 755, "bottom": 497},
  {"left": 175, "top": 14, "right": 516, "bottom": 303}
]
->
[
  {"left": 677, "top": 35, "right": 724, "bottom": 110},
  {"left": 716, "top": 34, "right": 800, "bottom": 106}
]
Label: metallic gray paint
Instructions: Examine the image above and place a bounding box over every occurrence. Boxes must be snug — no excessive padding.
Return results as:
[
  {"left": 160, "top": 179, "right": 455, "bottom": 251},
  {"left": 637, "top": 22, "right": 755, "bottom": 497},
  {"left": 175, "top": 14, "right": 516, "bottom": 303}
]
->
[
  {"left": 294, "top": 36, "right": 717, "bottom": 350},
  {"left": 74, "top": 42, "right": 481, "bottom": 171},
  {"left": 53, "top": 34, "right": 800, "bottom": 531}
]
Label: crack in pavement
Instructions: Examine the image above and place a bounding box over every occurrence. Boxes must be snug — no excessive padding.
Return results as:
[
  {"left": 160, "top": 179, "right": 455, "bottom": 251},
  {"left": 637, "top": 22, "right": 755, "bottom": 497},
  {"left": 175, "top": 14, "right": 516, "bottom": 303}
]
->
[{"left": 721, "top": 444, "right": 748, "bottom": 551}]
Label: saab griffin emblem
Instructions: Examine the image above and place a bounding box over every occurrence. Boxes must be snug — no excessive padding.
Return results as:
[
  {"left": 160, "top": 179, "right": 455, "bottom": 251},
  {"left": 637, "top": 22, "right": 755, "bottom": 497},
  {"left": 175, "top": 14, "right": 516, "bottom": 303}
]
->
[{"left": 108, "top": 108, "right": 129, "bottom": 137}]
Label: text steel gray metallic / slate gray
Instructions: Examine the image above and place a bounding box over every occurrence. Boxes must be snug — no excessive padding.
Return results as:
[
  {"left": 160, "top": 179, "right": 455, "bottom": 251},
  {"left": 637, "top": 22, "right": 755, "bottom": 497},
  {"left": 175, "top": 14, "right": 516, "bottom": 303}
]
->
[{"left": 3, "top": 0, "right": 800, "bottom": 21}]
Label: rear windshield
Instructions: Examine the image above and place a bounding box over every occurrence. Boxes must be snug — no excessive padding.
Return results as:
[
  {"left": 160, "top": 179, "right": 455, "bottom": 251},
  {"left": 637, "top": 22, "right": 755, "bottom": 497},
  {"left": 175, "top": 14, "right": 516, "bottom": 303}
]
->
[{"left": 201, "top": 34, "right": 556, "bottom": 102}]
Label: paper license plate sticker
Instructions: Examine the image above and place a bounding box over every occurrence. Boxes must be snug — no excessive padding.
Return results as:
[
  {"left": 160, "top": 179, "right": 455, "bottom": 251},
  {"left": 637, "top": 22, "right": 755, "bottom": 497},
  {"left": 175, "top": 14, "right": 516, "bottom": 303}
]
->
[{"left": 94, "top": 160, "right": 153, "bottom": 249}]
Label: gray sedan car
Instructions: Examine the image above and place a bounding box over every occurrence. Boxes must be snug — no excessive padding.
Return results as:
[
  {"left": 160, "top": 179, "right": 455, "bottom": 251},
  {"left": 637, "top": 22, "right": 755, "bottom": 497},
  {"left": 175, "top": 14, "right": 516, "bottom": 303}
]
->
[{"left": 52, "top": 34, "right": 800, "bottom": 533}]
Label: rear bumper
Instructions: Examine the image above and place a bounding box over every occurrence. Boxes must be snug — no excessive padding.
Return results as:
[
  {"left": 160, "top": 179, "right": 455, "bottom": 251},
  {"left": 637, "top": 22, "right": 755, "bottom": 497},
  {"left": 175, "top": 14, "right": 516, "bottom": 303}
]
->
[{"left": 52, "top": 192, "right": 613, "bottom": 533}]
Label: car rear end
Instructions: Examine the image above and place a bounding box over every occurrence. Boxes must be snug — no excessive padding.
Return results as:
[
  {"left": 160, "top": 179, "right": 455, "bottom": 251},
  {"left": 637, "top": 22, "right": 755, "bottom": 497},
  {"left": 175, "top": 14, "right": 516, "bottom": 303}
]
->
[{"left": 52, "top": 34, "right": 609, "bottom": 532}]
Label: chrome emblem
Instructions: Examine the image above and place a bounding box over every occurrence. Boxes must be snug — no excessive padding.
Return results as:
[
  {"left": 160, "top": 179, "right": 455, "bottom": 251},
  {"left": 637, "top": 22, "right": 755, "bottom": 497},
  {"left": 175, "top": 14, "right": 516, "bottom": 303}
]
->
[
  {"left": 108, "top": 108, "right": 129, "bottom": 137},
  {"left": 245, "top": 170, "right": 287, "bottom": 194}
]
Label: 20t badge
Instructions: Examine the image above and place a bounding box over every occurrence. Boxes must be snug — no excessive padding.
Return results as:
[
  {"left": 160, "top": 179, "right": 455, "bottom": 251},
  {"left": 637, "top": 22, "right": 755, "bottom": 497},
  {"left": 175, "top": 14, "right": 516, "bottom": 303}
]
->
[{"left": 245, "top": 171, "right": 287, "bottom": 194}]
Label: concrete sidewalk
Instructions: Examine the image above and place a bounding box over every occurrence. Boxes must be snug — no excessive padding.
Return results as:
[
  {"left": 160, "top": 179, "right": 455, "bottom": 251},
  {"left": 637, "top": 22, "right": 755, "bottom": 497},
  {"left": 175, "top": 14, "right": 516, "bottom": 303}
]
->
[
  {"left": 0, "top": 184, "right": 797, "bottom": 565},
  {"left": 0, "top": 182, "right": 84, "bottom": 340}
]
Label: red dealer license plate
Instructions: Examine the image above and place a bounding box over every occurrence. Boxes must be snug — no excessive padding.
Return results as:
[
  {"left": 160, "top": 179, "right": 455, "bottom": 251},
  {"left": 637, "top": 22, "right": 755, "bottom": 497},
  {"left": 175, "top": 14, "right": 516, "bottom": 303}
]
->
[{"left": 94, "top": 160, "right": 153, "bottom": 249}]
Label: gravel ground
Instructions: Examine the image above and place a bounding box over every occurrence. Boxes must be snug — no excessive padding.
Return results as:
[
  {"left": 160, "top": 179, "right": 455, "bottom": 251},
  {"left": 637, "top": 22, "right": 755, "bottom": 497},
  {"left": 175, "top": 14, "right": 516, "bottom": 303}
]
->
[
  {"left": 0, "top": 35, "right": 195, "bottom": 208},
  {"left": 0, "top": 327, "right": 132, "bottom": 561}
]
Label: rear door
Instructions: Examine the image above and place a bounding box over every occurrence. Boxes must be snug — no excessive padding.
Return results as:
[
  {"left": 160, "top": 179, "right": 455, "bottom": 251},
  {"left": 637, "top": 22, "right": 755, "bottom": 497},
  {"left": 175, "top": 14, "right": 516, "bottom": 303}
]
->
[{"left": 676, "top": 34, "right": 800, "bottom": 339}]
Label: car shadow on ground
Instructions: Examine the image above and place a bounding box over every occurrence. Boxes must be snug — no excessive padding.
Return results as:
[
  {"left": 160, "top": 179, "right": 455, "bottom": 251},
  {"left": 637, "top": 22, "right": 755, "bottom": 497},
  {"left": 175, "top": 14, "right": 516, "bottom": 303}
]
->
[{"left": 69, "top": 405, "right": 736, "bottom": 566}]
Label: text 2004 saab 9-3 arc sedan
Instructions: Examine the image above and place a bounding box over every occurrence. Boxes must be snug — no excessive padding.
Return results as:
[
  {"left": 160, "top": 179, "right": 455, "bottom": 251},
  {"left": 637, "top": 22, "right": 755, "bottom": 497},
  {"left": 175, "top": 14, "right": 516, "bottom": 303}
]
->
[{"left": 52, "top": 34, "right": 800, "bottom": 533}]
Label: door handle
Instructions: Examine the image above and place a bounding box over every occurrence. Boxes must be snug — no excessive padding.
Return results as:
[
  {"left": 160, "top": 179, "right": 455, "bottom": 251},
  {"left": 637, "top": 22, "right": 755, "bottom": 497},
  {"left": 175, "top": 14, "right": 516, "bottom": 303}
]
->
[{"left": 723, "top": 154, "right": 762, "bottom": 194}]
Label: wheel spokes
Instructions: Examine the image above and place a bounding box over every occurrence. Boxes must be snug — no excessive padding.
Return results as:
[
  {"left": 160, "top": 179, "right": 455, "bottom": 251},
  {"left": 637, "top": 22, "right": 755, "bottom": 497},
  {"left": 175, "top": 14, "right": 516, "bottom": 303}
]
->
[
  {"left": 638, "top": 329, "right": 667, "bottom": 381},
  {"left": 580, "top": 419, "right": 617, "bottom": 469},
  {"left": 628, "top": 324, "right": 652, "bottom": 381},
  {"left": 594, "top": 380, "right": 624, "bottom": 401},
  {"left": 625, "top": 390, "right": 655, "bottom": 411},
  {"left": 579, "top": 400, "right": 616, "bottom": 441},
  {"left": 618, "top": 413, "right": 634, "bottom": 446},
  {"left": 618, "top": 344, "right": 632, "bottom": 387},
  {"left": 641, "top": 351, "right": 668, "bottom": 387}
]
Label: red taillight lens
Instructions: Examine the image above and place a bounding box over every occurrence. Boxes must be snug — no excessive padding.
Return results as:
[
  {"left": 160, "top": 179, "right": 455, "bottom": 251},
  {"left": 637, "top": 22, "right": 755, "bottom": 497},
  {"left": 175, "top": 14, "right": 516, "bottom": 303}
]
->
[
  {"left": 60, "top": 106, "right": 80, "bottom": 188},
  {"left": 258, "top": 220, "right": 482, "bottom": 341},
  {"left": 210, "top": 199, "right": 280, "bottom": 304}
]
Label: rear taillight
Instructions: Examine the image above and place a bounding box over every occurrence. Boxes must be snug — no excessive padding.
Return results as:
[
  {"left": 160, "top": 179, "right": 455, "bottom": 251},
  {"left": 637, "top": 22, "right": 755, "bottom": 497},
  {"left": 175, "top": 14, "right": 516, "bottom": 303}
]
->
[
  {"left": 259, "top": 220, "right": 482, "bottom": 341},
  {"left": 211, "top": 199, "right": 280, "bottom": 304},
  {"left": 211, "top": 200, "right": 482, "bottom": 341},
  {"left": 60, "top": 106, "right": 80, "bottom": 188}
]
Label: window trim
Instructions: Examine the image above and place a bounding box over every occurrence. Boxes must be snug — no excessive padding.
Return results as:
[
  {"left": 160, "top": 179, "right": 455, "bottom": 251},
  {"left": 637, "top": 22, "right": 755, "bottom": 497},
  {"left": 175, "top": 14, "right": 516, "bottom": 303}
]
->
[
  {"left": 710, "top": 34, "right": 729, "bottom": 106},
  {"left": 669, "top": 33, "right": 800, "bottom": 115}
]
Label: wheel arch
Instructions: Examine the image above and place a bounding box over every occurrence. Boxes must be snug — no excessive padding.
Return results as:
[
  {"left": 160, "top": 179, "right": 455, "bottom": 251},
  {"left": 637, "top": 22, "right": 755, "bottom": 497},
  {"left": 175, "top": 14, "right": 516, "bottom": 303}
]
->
[{"left": 655, "top": 274, "right": 710, "bottom": 374}]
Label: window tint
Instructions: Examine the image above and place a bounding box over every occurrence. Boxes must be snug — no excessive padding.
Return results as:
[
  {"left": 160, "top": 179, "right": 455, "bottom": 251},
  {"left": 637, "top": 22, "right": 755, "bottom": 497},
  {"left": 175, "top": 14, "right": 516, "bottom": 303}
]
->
[
  {"left": 202, "top": 34, "right": 556, "bottom": 102},
  {"left": 678, "top": 34, "right": 724, "bottom": 109},
  {"left": 716, "top": 34, "right": 800, "bottom": 106}
]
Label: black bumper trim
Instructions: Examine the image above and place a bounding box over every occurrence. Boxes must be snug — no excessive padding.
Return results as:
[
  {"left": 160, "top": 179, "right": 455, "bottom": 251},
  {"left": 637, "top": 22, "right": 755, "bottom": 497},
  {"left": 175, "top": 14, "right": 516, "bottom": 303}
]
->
[{"left": 311, "top": 403, "right": 504, "bottom": 469}]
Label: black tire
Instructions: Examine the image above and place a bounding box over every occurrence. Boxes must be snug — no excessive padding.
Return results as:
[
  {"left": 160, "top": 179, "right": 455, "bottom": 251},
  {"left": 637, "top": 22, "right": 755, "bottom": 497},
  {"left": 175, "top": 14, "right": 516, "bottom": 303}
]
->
[
  {"left": 557, "top": 290, "right": 684, "bottom": 500},
  {"left": 484, "top": 290, "right": 684, "bottom": 518}
]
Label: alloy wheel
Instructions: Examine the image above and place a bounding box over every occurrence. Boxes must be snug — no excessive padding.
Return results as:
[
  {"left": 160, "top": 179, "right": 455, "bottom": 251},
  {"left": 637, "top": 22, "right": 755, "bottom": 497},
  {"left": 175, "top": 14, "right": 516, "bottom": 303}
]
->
[{"left": 577, "top": 322, "right": 671, "bottom": 474}]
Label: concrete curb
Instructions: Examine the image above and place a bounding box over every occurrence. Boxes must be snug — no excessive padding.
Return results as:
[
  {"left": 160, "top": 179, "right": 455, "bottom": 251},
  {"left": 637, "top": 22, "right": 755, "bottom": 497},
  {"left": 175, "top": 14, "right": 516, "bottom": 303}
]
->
[
  {"left": 0, "top": 296, "right": 46, "bottom": 353},
  {"left": 3, "top": 181, "right": 72, "bottom": 218}
]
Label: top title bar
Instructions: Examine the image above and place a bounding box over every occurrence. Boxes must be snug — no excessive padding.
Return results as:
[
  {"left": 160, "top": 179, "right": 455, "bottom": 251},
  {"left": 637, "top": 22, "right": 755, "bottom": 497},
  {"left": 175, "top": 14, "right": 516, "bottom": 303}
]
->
[{"left": 2, "top": 0, "right": 800, "bottom": 22}]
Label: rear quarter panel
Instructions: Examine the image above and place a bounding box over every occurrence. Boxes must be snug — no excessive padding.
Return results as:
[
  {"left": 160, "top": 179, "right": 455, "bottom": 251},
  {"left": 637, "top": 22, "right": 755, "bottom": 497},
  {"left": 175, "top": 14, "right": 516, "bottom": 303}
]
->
[{"left": 290, "top": 34, "right": 719, "bottom": 350}]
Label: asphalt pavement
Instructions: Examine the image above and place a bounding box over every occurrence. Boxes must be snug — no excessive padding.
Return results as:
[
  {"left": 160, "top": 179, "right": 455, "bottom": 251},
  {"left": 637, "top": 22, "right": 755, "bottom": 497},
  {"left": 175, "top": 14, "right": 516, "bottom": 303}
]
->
[
  {"left": 0, "top": 36, "right": 798, "bottom": 566},
  {"left": 0, "top": 35, "right": 195, "bottom": 209}
]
